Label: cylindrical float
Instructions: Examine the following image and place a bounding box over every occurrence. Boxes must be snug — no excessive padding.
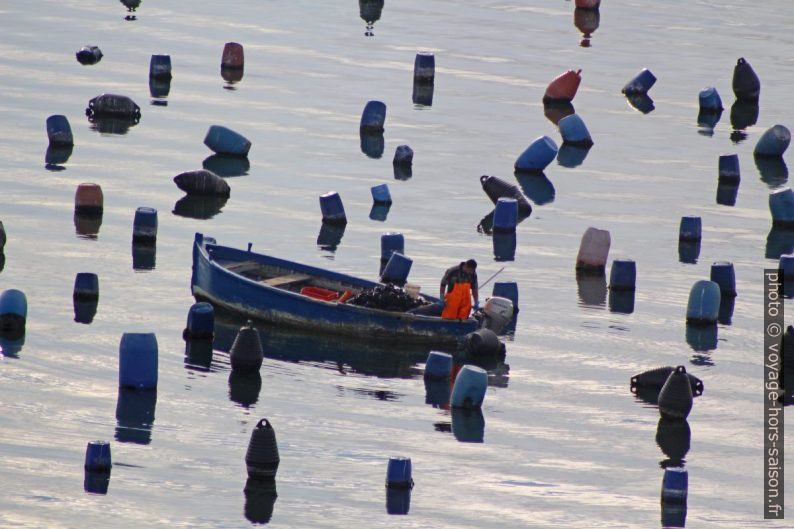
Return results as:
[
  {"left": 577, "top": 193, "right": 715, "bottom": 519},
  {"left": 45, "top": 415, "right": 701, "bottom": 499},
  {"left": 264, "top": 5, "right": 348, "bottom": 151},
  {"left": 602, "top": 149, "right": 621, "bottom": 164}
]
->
[
  {"left": 119, "top": 333, "right": 158, "bottom": 389},
  {"left": 464, "top": 328, "right": 503, "bottom": 356},
  {"left": 360, "top": 100, "right": 387, "bottom": 132},
  {"left": 381, "top": 252, "right": 412, "bottom": 286},
  {"left": 204, "top": 125, "right": 251, "bottom": 157},
  {"left": 661, "top": 467, "right": 689, "bottom": 504},
  {"left": 657, "top": 366, "right": 694, "bottom": 419},
  {"left": 319, "top": 191, "right": 347, "bottom": 224},
  {"left": 46, "top": 115, "right": 74, "bottom": 147},
  {"left": 86, "top": 94, "right": 141, "bottom": 118},
  {"left": 575, "top": 227, "right": 610, "bottom": 272},
  {"left": 543, "top": 69, "right": 582, "bottom": 104},
  {"left": 371, "top": 183, "right": 392, "bottom": 205},
  {"left": 413, "top": 52, "right": 435, "bottom": 84},
  {"left": 184, "top": 302, "right": 214, "bottom": 340},
  {"left": 393, "top": 145, "right": 413, "bottom": 167},
  {"left": 631, "top": 366, "right": 704, "bottom": 396},
  {"left": 230, "top": 320, "right": 264, "bottom": 374},
  {"left": 514, "top": 136, "right": 559, "bottom": 174},
  {"left": 780, "top": 254, "right": 794, "bottom": 278},
  {"left": 479, "top": 175, "right": 532, "bottom": 217},
  {"left": 754, "top": 125, "right": 791, "bottom": 158},
  {"left": 732, "top": 57, "right": 760, "bottom": 102},
  {"left": 386, "top": 456, "right": 414, "bottom": 489},
  {"left": 710, "top": 261, "right": 736, "bottom": 297},
  {"left": 718, "top": 154, "right": 740, "bottom": 184},
  {"left": 149, "top": 54, "right": 172, "bottom": 79},
  {"left": 558, "top": 114, "right": 593, "bottom": 147},
  {"left": 686, "top": 280, "right": 721, "bottom": 325},
  {"left": 173, "top": 169, "right": 230, "bottom": 197},
  {"left": 221, "top": 42, "right": 244, "bottom": 69},
  {"left": 245, "top": 418, "right": 280, "bottom": 478},
  {"left": 678, "top": 216, "right": 701, "bottom": 242},
  {"left": 0, "top": 289, "right": 27, "bottom": 335},
  {"left": 73, "top": 272, "right": 99, "bottom": 300},
  {"left": 769, "top": 188, "right": 794, "bottom": 227},
  {"left": 621, "top": 68, "right": 657, "bottom": 95},
  {"left": 76, "top": 45, "right": 103, "bottom": 65},
  {"left": 132, "top": 207, "right": 158, "bottom": 243},
  {"left": 381, "top": 233, "right": 404, "bottom": 265},
  {"left": 424, "top": 351, "right": 452, "bottom": 379},
  {"left": 450, "top": 364, "right": 488, "bottom": 408},
  {"left": 698, "top": 87, "right": 723, "bottom": 112},
  {"left": 493, "top": 197, "right": 518, "bottom": 233},
  {"left": 84, "top": 440, "right": 112, "bottom": 471},
  {"left": 75, "top": 183, "right": 104, "bottom": 216},
  {"left": 609, "top": 259, "right": 636, "bottom": 290},
  {"left": 492, "top": 282, "right": 518, "bottom": 312}
]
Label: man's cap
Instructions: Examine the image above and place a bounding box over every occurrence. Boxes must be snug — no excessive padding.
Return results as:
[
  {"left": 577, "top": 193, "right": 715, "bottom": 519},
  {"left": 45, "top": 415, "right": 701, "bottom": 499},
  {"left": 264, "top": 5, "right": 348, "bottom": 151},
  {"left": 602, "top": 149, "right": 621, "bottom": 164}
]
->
[{"left": 465, "top": 259, "right": 477, "bottom": 269}]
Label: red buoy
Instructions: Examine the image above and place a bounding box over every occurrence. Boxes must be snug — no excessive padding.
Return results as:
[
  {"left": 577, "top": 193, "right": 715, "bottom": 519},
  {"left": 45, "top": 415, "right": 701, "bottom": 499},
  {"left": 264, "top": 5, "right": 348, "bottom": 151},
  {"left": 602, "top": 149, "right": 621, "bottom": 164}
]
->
[
  {"left": 221, "top": 42, "right": 244, "bottom": 69},
  {"left": 75, "top": 183, "right": 104, "bottom": 215},
  {"left": 543, "top": 69, "right": 582, "bottom": 104}
]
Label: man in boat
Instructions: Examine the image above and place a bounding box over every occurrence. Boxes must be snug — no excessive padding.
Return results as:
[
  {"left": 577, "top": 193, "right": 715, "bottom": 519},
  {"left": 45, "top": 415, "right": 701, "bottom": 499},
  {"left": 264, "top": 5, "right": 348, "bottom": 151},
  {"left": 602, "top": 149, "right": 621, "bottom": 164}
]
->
[{"left": 439, "top": 259, "right": 479, "bottom": 319}]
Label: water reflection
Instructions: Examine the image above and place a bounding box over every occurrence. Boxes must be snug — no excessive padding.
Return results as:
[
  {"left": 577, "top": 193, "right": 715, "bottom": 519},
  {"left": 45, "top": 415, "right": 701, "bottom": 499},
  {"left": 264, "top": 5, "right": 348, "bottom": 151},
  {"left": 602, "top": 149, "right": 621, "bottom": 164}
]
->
[
  {"left": 115, "top": 387, "right": 157, "bottom": 445},
  {"left": 84, "top": 469, "right": 111, "bottom": 495},
  {"left": 686, "top": 323, "right": 718, "bottom": 352},
  {"left": 556, "top": 144, "right": 591, "bottom": 168},
  {"left": 149, "top": 77, "right": 170, "bottom": 105},
  {"left": 386, "top": 487, "right": 411, "bottom": 515},
  {"left": 730, "top": 99, "right": 759, "bottom": 132},
  {"left": 756, "top": 156, "right": 789, "bottom": 189},
  {"left": 656, "top": 417, "right": 690, "bottom": 468},
  {"left": 766, "top": 226, "right": 794, "bottom": 260},
  {"left": 492, "top": 232, "right": 516, "bottom": 261},
  {"left": 317, "top": 222, "right": 346, "bottom": 252},
  {"left": 425, "top": 378, "right": 450, "bottom": 407},
  {"left": 88, "top": 115, "right": 139, "bottom": 135},
  {"left": 359, "top": 0, "right": 384, "bottom": 36},
  {"left": 228, "top": 371, "right": 262, "bottom": 408},
  {"left": 0, "top": 252, "right": 5, "bottom": 274},
  {"left": 718, "top": 296, "right": 735, "bottom": 325},
  {"left": 203, "top": 154, "right": 250, "bottom": 177},
  {"left": 132, "top": 241, "right": 156, "bottom": 270},
  {"left": 74, "top": 298, "right": 98, "bottom": 324},
  {"left": 626, "top": 94, "right": 654, "bottom": 114},
  {"left": 244, "top": 477, "right": 277, "bottom": 524},
  {"left": 608, "top": 289, "right": 635, "bottom": 314},
  {"left": 678, "top": 240, "right": 700, "bottom": 264},
  {"left": 696, "top": 109, "right": 722, "bottom": 136},
  {"left": 412, "top": 81, "right": 433, "bottom": 107},
  {"left": 393, "top": 164, "right": 412, "bottom": 180},
  {"left": 45, "top": 145, "right": 73, "bottom": 170},
  {"left": 543, "top": 101, "right": 574, "bottom": 126},
  {"left": 661, "top": 500, "right": 687, "bottom": 528},
  {"left": 184, "top": 339, "right": 214, "bottom": 372},
  {"left": 0, "top": 332, "right": 25, "bottom": 358},
  {"left": 120, "top": 0, "right": 140, "bottom": 11},
  {"left": 716, "top": 182, "right": 738, "bottom": 206},
  {"left": 221, "top": 66, "right": 244, "bottom": 87},
  {"left": 360, "top": 130, "right": 384, "bottom": 158},
  {"left": 173, "top": 194, "right": 227, "bottom": 220},
  {"left": 75, "top": 211, "right": 102, "bottom": 239},
  {"left": 515, "top": 172, "right": 555, "bottom": 205},
  {"left": 573, "top": 7, "right": 599, "bottom": 47},
  {"left": 369, "top": 203, "right": 390, "bottom": 222},
  {"left": 577, "top": 271, "right": 607, "bottom": 307}
]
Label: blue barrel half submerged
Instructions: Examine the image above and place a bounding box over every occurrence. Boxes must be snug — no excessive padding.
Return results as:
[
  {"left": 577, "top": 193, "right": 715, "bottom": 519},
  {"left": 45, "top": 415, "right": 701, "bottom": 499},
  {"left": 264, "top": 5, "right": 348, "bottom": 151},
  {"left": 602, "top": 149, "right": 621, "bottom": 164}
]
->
[
  {"left": 754, "top": 125, "right": 791, "bottom": 158},
  {"left": 46, "top": 115, "right": 74, "bottom": 146},
  {"left": 149, "top": 54, "right": 172, "bottom": 79},
  {"left": 424, "top": 351, "right": 452, "bottom": 379},
  {"left": 609, "top": 259, "right": 636, "bottom": 290},
  {"left": 381, "top": 252, "right": 412, "bottom": 286},
  {"left": 686, "top": 280, "right": 721, "bottom": 325},
  {"left": 622, "top": 68, "right": 656, "bottom": 95},
  {"left": 319, "top": 191, "right": 347, "bottom": 224},
  {"left": 204, "top": 125, "right": 251, "bottom": 157},
  {"left": 661, "top": 467, "right": 688, "bottom": 504},
  {"left": 73, "top": 273, "right": 99, "bottom": 300},
  {"left": 492, "top": 282, "right": 519, "bottom": 312},
  {"left": 184, "top": 302, "right": 214, "bottom": 340},
  {"left": 450, "top": 365, "right": 488, "bottom": 408},
  {"left": 381, "top": 233, "right": 404, "bottom": 264},
  {"left": 414, "top": 52, "right": 435, "bottom": 84},
  {"left": 718, "top": 154, "right": 740, "bottom": 184},
  {"left": 558, "top": 114, "right": 593, "bottom": 147},
  {"left": 698, "top": 87, "right": 723, "bottom": 112},
  {"left": 84, "top": 440, "right": 112, "bottom": 471},
  {"left": 386, "top": 457, "right": 414, "bottom": 489},
  {"left": 371, "top": 183, "right": 392, "bottom": 205},
  {"left": 769, "top": 188, "right": 794, "bottom": 227},
  {"left": 679, "top": 216, "right": 702, "bottom": 242},
  {"left": 119, "top": 333, "right": 158, "bottom": 389},
  {"left": 0, "top": 288, "right": 27, "bottom": 336},
  {"left": 493, "top": 197, "right": 518, "bottom": 233},
  {"left": 710, "top": 261, "right": 736, "bottom": 297},
  {"left": 360, "top": 100, "right": 386, "bottom": 132},
  {"left": 133, "top": 207, "right": 158, "bottom": 242},
  {"left": 393, "top": 145, "right": 413, "bottom": 167},
  {"left": 514, "top": 136, "right": 558, "bottom": 173}
]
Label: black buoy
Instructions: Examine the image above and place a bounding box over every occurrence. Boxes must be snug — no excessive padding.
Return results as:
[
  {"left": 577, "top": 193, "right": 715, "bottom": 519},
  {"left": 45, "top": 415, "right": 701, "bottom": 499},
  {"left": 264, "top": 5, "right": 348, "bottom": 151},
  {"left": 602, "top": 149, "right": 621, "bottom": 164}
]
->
[
  {"left": 245, "top": 418, "right": 280, "bottom": 479},
  {"left": 732, "top": 57, "right": 760, "bottom": 102},
  {"left": 657, "top": 366, "right": 694, "bottom": 419},
  {"left": 463, "top": 328, "right": 504, "bottom": 356},
  {"left": 230, "top": 320, "right": 263, "bottom": 374},
  {"left": 631, "top": 366, "right": 704, "bottom": 396}
]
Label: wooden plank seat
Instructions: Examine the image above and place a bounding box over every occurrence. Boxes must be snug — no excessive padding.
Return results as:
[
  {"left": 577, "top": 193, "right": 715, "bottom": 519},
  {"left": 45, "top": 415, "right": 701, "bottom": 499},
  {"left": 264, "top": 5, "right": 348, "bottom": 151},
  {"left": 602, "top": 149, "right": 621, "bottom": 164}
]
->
[
  {"left": 261, "top": 273, "right": 311, "bottom": 287},
  {"left": 225, "top": 261, "right": 262, "bottom": 274}
]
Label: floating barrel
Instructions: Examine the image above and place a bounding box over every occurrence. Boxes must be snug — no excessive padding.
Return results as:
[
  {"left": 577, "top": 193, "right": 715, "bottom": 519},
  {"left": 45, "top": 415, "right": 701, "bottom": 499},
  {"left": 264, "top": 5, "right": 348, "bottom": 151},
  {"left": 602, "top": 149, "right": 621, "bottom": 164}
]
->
[
  {"left": 718, "top": 154, "right": 740, "bottom": 184},
  {"left": 75, "top": 183, "right": 104, "bottom": 216},
  {"left": 661, "top": 467, "right": 688, "bottom": 504},
  {"left": 686, "top": 280, "right": 721, "bottom": 325},
  {"left": 609, "top": 259, "right": 636, "bottom": 290},
  {"left": 656, "top": 417, "right": 691, "bottom": 465},
  {"left": 631, "top": 366, "right": 704, "bottom": 396},
  {"left": 371, "top": 183, "right": 392, "bottom": 205},
  {"left": 204, "top": 125, "right": 251, "bottom": 157},
  {"left": 393, "top": 145, "right": 413, "bottom": 167},
  {"left": 575, "top": 0, "right": 600, "bottom": 8},
  {"left": 319, "top": 191, "right": 347, "bottom": 224},
  {"left": 575, "top": 227, "right": 610, "bottom": 272},
  {"left": 174, "top": 169, "right": 230, "bottom": 197},
  {"left": 245, "top": 418, "right": 280, "bottom": 478},
  {"left": 769, "top": 188, "right": 794, "bottom": 227},
  {"left": 710, "top": 261, "right": 736, "bottom": 297},
  {"left": 678, "top": 216, "right": 701, "bottom": 242},
  {"left": 46, "top": 115, "right": 73, "bottom": 146},
  {"left": 558, "top": 114, "right": 593, "bottom": 147},
  {"left": 73, "top": 273, "right": 99, "bottom": 300},
  {"left": 450, "top": 364, "right": 488, "bottom": 408},
  {"left": 543, "top": 69, "right": 582, "bottom": 104},
  {"left": 732, "top": 57, "right": 760, "bottom": 102},
  {"left": 381, "top": 232, "right": 404, "bottom": 269},
  {"left": 119, "top": 333, "right": 158, "bottom": 389},
  {"left": 221, "top": 42, "right": 244, "bottom": 69},
  {"left": 754, "top": 125, "right": 791, "bottom": 158},
  {"left": 492, "top": 282, "right": 518, "bottom": 312},
  {"left": 493, "top": 197, "right": 518, "bottom": 233},
  {"left": 414, "top": 52, "right": 435, "bottom": 84},
  {"left": 86, "top": 94, "right": 141, "bottom": 118},
  {"left": 621, "top": 68, "right": 656, "bottom": 95},
  {"left": 230, "top": 320, "right": 264, "bottom": 374},
  {"left": 76, "top": 45, "right": 103, "bottom": 65},
  {"left": 479, "top": 175, "right": 532, "bottom": 217},
  {"left": 149, "top": 54, "right": 172, "bottom": 79},
  {"left": 183, "top": 302, "right": 214, "bottom": 340},
  {"left": 360, "top": 100, "right": 387, "bottom": 132},
  {"left": 698, "top": 87, "right": 723, "bottom": 112},
  {"left": 84, "top": 440, "right": 112, "bottom": 471},
  {"left": 0, "top": 289, "right": 27, "bottom": 336},
  {"left": 658, "top": 366, "right": 694, "bottom": 419},
  {"left": 386, "top": 457, "right": 414, "bottom": 489},
  {"left": 514, "top": 136, "right": 558, "bottom": 174},
  {"left": 464, "top": 328, "right": 503, "bottom": 356},
  {"left": 424, "top": 351, "right": 452, "bottom": 379},
  {"left": 381, "top": 252, "right": 412, "bottom": 286},
  {"left": 132, "top": 207, "right": 157, "bottom": 243},
  {"left": 780, "top": 254, "right": 794, "bottom": 278}
]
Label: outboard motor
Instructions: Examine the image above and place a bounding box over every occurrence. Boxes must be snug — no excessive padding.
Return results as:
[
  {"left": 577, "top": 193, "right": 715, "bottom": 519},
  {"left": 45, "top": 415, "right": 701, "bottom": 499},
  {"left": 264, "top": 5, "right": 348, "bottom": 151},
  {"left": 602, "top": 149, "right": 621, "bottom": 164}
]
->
[{"left": 480, "top": 296, "right": 514, "bottom": 334}]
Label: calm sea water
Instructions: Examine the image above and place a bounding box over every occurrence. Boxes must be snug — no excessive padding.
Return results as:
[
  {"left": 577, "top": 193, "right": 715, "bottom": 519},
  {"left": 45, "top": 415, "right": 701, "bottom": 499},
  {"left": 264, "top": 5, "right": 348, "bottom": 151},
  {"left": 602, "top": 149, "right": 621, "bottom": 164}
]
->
[{"left": 1, "top": 0, "right": 792, "bottom": 527}]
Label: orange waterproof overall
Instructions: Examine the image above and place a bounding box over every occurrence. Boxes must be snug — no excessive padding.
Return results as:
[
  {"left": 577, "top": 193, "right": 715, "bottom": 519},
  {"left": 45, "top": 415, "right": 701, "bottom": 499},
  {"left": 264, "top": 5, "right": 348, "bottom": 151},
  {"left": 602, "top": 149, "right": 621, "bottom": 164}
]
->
[{"left": 441, "top": 282, "right": 472, "bottom": 319}]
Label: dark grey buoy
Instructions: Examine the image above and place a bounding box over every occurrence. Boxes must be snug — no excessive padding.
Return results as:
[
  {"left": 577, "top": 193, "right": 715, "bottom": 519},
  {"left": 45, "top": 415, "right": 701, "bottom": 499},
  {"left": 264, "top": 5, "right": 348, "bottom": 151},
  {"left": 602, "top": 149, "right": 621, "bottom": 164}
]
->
[
  {"left": 463, "top": 328, "right": 503, "bottom": 356},
  {"left": 76, "top": 45, "right": 103, "bottom": 65},
  {"left": 173, "top": 169, "right": 230, "bottom": 197},
  {"left": 73, "top": 273, "right": 99, "bottom": 300},
  {"left": 732, "top": 57, "right": 760, "bottom": 102},
  {"left": 631, "top": 366, "right": 704, "bottom": 399},
  {"left": 86, "top": 94, "right": 141, "bottom": 119},
  {"left": 609, "top": 259, "right": 636, "bottom": 291},
  {"left": 657, "top": 366, "right": 694, "bottom": 419},
  {"left": 678, "top": 216, "right": 701, "bottom": 242},
  {"left": 413, "top": 52, "right": 435, "bottom": 84},
  {"left": 718, "top": 154, "right": 740, "bottom": 184},
  {"left": 393, "top": 145, "right": 413, "bottom": 167},
  {"left": 149, "top": 54, "right": 172, "bottom": 79},
  {"left": 245, "top": 418, "right": 280, "bottom": 478},
  {"left": 84, "top": 440, "right": 112, "bottom": 471},
  {"left": 754, "top": 125, "right": 791, "bottom": 158},
  {"left": 230, "top": 320, "right": 263, "bottom": 374},
  {"left": 46, "top": 115, "right": 74, "bottom": 147}
]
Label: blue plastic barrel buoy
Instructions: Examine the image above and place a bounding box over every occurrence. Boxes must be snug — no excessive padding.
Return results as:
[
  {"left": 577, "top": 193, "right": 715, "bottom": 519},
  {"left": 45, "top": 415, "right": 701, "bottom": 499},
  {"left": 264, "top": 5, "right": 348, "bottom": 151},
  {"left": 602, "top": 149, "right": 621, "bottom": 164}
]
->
[
  {"left": 73, "top": 273, "right": 99, "bottom": 300},
  {"left": 658, "top": 365, "right": 694, "bottom": 419},
  {"left": 769, "top": 188, "right": 794, "bottom": 227},
  {"left": 678, "top": 216, "right": 701, "bottom": 242},
  {"left": 381, "top": 232, "right": 404, "bottom": 268},
  {"left": 698, "top": 87, "right": 723, "bottom": 112},
  {"left": 493, "top": 197, "right": 518, "bottom": 233},
  {"left": 514, "top": 136, "right": 558, "bottom": 174},
  {"left": 386, "top": 457, "right": 414, "bottom": 489},
  {"left": 119, "top": 333, "right": 158, "bottom": 389},
  {"left": 393, "top": 145, "right": 413, "bottom": 167},
  {"left": 245, "top": 418, "right": 280, "bottom": 478},
  {"left": 360, "top": 100, "right": 386, "bottom": 132},
  {"left": 133, "top": 207, "right": 158, "bottom": 243},
  {"left": 424, "top": 351, "right": 453, "bottom": 379},
  {"left": 558, "top": 114, "right": 593, "bottom": 147},
  {"left": 661, "top": 467, "right": 688, "bottom": 504},
  {"left": 319, "top": 191, "right": 347, "bottom": 224},
  {"left": 686, "top": 280, "right": 721, "bottom": 325},
  {"left": 492, "top": 282, "right": 518, "bottom": 313},
  {"left": 230, "top": 321, "right": 264, "bottom": 374},
  {"left": 754, "top": 125, "right": 791, "bottom": 157},
  {"left": 381, "top": 252, "right": 412, "bottom": 286},
  {"left": 732, "top": 57, "right": 760, "bottom": 102},
  {"left": 0, "top": 289, "right": 27, "bottom": 321},
  {"left": 46, "top": 115, "right": 74, "bottom": 147},
  {"left": 184, "top": 302, "right": 214, "bottom": 340},
  {"left": 780, "top": 254, "right": 794, "bottom": 278},
  {"left": 710, "top": 261, "right": 736, "bottom": 298},
  {"left": 622, "top": 68, "right": 657, "bottom": 95},
  {"left": 149, "top": 54, "right": 172, "bottom": 79},
  {"left": 450, "top": 365, "right": 488, "bottom": 408},
  {"left": 414, "top": 52, "right": 435, "bottom": 84},
  {"left": 204, "top": 125, "right": 251, "bottom": 157},
  {"left": 371, "top": 184, "right": 392, "bottom": 205},
  {"left": 718, "top": 154, "right": 740, "bottom": 184},
  {"left": 609, "top": 259, "right": 636, "bottom": 290},
  {"left": 84, "top": 440, "right": 112, "bottom": 471}
]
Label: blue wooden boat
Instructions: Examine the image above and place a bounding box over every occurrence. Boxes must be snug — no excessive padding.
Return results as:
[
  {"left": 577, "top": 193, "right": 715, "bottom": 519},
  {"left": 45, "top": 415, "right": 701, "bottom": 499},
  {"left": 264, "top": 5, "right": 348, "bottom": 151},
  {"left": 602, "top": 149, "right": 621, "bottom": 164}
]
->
[{"left": 191, "top": 233, "right": 479, "bottom": 345}]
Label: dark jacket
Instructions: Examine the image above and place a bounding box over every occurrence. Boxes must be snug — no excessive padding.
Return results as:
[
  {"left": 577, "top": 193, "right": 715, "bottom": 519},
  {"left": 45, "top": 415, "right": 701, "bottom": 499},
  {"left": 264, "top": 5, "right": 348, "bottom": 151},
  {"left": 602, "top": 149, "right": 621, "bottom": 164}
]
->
[{"left": 440, "top": 263, "right": 478, "bottom": 294}]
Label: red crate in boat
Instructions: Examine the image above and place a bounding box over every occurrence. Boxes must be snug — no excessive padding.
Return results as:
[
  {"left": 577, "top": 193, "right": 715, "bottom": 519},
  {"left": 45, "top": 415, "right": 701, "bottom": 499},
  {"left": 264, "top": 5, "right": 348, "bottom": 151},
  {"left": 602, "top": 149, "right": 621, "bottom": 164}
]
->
[{"left": 300, "top": 286, "right": 339, "bottom": 301}]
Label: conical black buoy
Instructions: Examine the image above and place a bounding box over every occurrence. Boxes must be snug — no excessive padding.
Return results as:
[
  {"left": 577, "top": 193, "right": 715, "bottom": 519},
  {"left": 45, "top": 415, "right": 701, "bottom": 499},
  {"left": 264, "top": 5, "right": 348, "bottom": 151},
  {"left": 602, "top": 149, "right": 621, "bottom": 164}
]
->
[
  {"left": 230, "top": 320, "right": 263, "bottom": 373},
  {"left": 732, "top": 57, "right": 760, "bottom": 102},
  {"left": 658, "top": 366, "right": 694, "bottom": 419},
  {"left": 245, "top": 418, "right": 280, "bottom": 479}
]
